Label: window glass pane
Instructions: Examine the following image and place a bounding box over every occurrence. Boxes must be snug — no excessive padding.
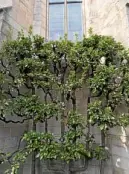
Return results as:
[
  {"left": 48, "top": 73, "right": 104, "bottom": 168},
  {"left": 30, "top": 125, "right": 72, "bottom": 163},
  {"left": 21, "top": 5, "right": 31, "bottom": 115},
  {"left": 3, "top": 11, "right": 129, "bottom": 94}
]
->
[
  {"left": 49, "top": 4, "right": 64, "bottom": 40},
  {"left": 50, "top": 31, "right": 64, "bottom": 40},
  {"left": 67, "top": 3, "right": 83, "bottom": 40},
  {"left": 49, "top": 0, "right": 64, "bottom": 3},
  {"left": 68, "top": 31, "right": 82, "bottom": 41}
]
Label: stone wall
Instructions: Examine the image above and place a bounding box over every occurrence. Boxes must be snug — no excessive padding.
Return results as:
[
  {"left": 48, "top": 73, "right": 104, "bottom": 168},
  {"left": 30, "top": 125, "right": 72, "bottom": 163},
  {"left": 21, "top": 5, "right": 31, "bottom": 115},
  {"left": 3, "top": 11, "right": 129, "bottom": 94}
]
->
[
  {"left": 33, "top": 0, "right": 47, "bottom": 38},
  {"left": 84, "top": 0, "right": 129, "bottom": 46},
  {"left": 0, "top": 1, "right": 34, "bottom": 173},
  {"left": 0, "top": 0, "right": 48, "bottom": 173},
  {"left": 11, "top": 0, "right": 35, "bottom": 30},
  {"left": 0, "top": 0, "right": 47, "bottom": 39},
  {"left": 83, "top": 1, "right": 129, "bottom": 174},
  {"left": 1, "top": 0, "right": 129, "bottom": 174}
]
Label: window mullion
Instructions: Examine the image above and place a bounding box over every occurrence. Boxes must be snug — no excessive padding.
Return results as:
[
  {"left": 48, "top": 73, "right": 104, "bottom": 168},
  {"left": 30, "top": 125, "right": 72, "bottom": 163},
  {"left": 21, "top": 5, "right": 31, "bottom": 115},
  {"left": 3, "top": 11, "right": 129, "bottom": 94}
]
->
[{"left": 64, "top": 0, "right": 68, "bottom": 36}]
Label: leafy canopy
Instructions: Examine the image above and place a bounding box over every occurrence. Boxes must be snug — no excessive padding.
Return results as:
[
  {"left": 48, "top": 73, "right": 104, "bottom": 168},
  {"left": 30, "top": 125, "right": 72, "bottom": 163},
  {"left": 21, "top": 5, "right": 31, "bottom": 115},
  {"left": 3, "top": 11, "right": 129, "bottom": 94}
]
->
[{"left": 0, "top": 30, "right": 129, "bottom": 173}]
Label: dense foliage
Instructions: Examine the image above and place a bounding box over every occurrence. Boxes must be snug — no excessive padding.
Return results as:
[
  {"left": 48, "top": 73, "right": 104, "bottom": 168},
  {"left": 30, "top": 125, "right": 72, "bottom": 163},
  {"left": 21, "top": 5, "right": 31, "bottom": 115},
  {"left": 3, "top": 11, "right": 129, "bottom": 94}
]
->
[{"left": 0, "top": 30, "right": 129, "bottom": 174}]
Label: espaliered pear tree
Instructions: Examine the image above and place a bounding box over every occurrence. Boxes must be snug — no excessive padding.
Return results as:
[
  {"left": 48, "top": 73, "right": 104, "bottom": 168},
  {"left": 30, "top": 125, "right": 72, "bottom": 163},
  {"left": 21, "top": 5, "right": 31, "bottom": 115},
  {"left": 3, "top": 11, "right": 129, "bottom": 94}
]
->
[{"left": 0, "top": 30, "right": 129, "bottom": 174}]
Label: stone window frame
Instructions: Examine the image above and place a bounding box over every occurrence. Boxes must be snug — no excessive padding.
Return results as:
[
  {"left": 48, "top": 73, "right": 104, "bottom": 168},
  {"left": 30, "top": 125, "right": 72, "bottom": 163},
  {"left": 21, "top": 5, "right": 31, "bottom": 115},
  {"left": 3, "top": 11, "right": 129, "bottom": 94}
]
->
[
  {"left": 48, "top": 0, "right": 84, "bottom": 40},
  {"left": 125, "top": 3, "right": 129, "bottom": 36}
]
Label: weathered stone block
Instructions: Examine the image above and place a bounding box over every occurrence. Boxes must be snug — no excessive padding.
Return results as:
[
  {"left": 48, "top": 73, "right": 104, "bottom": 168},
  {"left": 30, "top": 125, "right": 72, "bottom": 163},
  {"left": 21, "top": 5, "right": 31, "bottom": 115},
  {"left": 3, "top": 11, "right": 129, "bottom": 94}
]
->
[
  {"left": 0, "top": 127, "right": 10, "bottom": 138},
  {"left": 112, "top": 145, "right": 129, "bottom": 159},
  {"left": 112, "top": 155, "right": 129, "bottom": 170},
  {"left": 4, "top": 137, "right": 18, "bottom": 148},
  {"left": 0, "top": 0, "right": 12, "bottom": 8}
]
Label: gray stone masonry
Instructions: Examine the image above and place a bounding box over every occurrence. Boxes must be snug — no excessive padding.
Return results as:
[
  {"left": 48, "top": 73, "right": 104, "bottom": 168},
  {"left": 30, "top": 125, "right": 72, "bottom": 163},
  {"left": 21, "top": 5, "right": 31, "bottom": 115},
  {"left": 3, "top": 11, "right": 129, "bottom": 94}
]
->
[{"left": 1, "top": 0, "right": 129, "bottom": 174}]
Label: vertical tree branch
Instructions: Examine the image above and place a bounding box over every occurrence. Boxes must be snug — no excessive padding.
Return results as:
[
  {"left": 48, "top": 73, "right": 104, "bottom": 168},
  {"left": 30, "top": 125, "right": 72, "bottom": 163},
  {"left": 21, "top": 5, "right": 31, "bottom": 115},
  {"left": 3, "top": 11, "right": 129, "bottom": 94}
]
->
[
  {"left": 61, "top": 89, "right": 65, "bottom": 136},
  {"left": 100, "top": 90, "right": 109, "bottom": 174},
  {"left": 44, "top": 92, "right": 48, "bottom": 133},
  {"left": 71, "top": 65, "right": 77, "bottom": 142},
  {"left": 32, "top": 86, "right": 36, "bottom": 174},
  {"left": 71, "top": 89, "right": 76, "bottom": 143},
  {"left": 71, "top": 90, "right": 76, "bottom": 111},
  {"left": 69, "top": 66, "right": 77, "bottom": 174},
  {"left": 60, "top": 67, "right": 67, "bottom": 137},
  {"left": 86, "top": 95, "right": 91, "bottom": 149},
  {"left": 100, "top": 130, "right": 105, "bottom": 174},
  {"left": 86, "top": 67, "right": 92, "bottom": 150}
]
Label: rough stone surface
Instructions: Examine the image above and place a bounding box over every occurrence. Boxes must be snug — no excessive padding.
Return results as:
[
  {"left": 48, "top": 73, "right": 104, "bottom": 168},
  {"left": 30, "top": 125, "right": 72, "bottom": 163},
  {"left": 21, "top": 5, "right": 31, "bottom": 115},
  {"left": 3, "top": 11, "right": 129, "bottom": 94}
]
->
[
  {"left": 0, "top": 0, "right": 129, "bottom": 174},
  {"left": 84, "top": 0, "right": 129, "bottom": 46},
  {"left": 33, "top": 0, "right": 47, "bottom": 37},
  {"left": 0, "top": 0, "right": 12, "bottom": 8}
]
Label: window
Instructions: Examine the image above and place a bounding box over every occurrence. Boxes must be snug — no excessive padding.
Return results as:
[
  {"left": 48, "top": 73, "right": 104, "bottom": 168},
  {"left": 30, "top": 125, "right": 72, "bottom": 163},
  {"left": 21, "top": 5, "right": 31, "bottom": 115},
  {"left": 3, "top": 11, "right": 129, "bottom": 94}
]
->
[
  {"left": 49, "top": 4, "right": 64, "bottom": 40},
  {"left": 49, "top": 0, "right": 83, "bottom": 40}
]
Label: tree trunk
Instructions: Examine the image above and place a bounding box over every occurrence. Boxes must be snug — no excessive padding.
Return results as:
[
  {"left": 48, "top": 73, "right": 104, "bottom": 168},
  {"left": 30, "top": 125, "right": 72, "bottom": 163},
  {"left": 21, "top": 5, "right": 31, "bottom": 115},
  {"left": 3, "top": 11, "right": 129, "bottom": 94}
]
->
[
  {"left": 45, "top": 92, "right": 48, "bottom": 133},
  {"left": 32, "top": 122, "right": 36, "bottom": 174},
  {"left": 61, "top": 91, "right": 65, "bottom": 136},
  {"left": 100, "top": 130, "right": 105, "bottom": 174},
  {"left": 86, "top": 95, "right": 91, "bottom": 149},
  {"left": 32, "top": 87, "right": 36, "bottom": 174}
]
